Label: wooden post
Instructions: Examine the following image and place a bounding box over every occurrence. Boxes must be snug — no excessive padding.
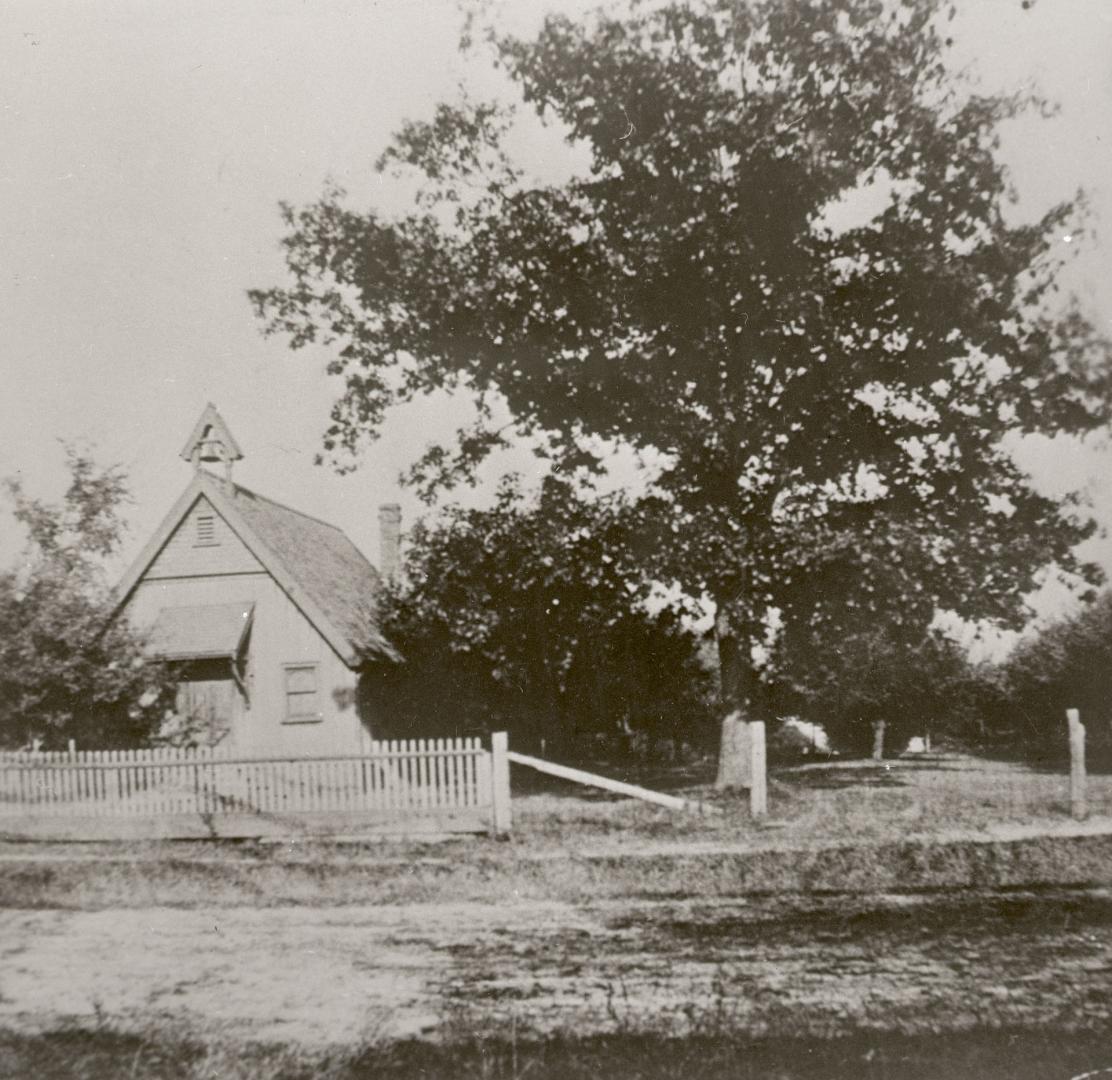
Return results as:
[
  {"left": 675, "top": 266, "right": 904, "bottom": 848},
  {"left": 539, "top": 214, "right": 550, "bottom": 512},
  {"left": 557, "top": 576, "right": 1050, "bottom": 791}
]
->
[
  {"left": 1067, "top": 708, "right": 1087, "bottom": 821},
  {"left": 871, "top": 718, "right": 886, "bottom": 761},
  {"left": 715, "top": 714, "right": 751, "bottom": 790},
  {"left": 749, "top": 720, "right": 768, "bottom": 818},
  {"left": 490, "top": 731, "right": 512, "bottom": 836}
]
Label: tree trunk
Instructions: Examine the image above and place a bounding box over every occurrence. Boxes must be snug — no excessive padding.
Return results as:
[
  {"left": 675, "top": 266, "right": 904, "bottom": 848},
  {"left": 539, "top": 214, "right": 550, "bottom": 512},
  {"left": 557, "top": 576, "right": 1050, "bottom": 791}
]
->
[
  {"left": 872, "top": 717, "right": 886, "bottom": 761},
  {"left": 715, "top": 605, "right": 754, "bottom": 790}
]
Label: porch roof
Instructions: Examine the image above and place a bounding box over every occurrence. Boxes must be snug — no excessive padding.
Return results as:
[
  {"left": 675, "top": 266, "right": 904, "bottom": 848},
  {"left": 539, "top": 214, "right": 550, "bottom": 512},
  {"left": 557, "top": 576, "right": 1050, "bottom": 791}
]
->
[{"left": 147, "top": 602, "right": 254, "bottom": 661}]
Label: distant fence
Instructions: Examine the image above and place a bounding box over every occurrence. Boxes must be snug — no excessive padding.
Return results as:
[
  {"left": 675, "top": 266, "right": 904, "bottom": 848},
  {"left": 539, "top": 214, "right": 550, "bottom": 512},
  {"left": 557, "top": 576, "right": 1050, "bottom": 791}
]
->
[{"left": 0, "top": 737, "right": 507, "bottom": 840}]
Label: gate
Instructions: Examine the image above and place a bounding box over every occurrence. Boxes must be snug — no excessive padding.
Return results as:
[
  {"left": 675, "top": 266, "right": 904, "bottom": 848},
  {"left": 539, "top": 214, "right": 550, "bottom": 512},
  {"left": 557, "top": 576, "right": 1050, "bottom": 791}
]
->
[{"left": 0, "top": 736, "right": 508, "bottom": 840}]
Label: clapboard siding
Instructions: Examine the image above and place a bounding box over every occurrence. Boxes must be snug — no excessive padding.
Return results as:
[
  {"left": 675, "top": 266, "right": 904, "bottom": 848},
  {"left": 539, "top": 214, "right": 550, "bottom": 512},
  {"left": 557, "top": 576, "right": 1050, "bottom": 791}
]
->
[{"left": 145, "top": 496, "right": 263, "bottom": 579}]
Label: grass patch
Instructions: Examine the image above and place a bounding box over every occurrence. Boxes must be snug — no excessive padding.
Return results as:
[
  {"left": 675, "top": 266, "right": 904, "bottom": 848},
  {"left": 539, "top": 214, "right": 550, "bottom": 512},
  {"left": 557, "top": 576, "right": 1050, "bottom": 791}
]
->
[
  {"left": 3, "top": 1026, "right": 1112, "bottom": 1080},
  {"left": 501, "top": 750, "right": 1111, "bottom": 852}
]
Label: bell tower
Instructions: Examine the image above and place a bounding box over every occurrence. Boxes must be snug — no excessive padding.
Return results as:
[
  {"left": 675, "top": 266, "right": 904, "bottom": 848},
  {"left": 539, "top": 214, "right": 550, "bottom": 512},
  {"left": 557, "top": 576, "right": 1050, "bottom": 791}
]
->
[{"left": 179, "top": 403, "right": 244, "bottom": 483}]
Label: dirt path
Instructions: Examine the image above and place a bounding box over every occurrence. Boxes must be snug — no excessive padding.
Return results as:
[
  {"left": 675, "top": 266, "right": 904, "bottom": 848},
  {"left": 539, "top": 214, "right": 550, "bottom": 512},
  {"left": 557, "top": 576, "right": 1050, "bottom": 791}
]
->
[{"left": 2, "top": 891, "right": 1112, "bottom": 1048}]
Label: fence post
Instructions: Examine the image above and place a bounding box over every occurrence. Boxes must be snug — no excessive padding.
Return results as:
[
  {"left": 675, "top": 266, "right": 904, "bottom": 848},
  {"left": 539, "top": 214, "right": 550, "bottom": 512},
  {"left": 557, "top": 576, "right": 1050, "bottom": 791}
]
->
[
  {"left": 490, "top": 731, "right": 512, "bottom": 836},
  {"left": 715, "top": 714, "right": 751, "bottom": 790},
  {"left": 749, "top": 720, "right": 768, "bottom": 818},
  {"left": 1067, "top": 708, "right": 1087, "bottom": 821}
]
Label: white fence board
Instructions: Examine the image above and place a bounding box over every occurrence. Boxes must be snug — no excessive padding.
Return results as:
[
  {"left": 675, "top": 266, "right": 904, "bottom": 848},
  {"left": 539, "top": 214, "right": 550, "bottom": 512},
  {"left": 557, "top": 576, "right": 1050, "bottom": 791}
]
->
[{"left": 506, "top": 750, "right": 688, "bottom": 811}]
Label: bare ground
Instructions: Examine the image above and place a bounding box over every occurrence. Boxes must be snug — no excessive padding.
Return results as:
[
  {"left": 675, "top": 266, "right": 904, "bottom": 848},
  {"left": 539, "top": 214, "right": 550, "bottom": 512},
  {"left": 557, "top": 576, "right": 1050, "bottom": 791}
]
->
[{"left": 3, "top": 889, "right": 1112, "bottom": 1049}]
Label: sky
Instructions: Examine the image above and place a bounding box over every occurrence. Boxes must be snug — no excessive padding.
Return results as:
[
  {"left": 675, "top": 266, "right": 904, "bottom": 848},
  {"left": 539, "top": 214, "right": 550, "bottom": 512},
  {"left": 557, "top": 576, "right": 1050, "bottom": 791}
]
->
[{"left": 2, "top": 0, "right": 1111, "bottom": 643}]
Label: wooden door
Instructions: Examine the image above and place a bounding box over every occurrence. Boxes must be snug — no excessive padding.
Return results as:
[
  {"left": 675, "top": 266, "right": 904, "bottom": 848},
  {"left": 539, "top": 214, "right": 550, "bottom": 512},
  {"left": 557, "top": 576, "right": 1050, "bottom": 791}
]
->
[{"left": 175, "top": 659, "right": 239, "bottom": 747}]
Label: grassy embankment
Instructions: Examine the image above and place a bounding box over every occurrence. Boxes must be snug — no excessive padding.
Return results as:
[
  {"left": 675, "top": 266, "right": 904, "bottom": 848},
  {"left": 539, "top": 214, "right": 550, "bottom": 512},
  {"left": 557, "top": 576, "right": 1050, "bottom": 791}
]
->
[
  {"left": 4, "top": 1026, "right": 1112, "bottom": 1080},
  {"left": 2, "top": 832, "right": 1112, "bottom": 908}
]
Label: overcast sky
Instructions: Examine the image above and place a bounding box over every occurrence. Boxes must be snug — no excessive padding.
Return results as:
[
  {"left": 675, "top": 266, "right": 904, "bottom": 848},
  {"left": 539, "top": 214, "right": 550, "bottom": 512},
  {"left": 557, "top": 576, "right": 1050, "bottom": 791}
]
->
[{"left": 2, "top": 0, "right": 1111, "bottom": 636}]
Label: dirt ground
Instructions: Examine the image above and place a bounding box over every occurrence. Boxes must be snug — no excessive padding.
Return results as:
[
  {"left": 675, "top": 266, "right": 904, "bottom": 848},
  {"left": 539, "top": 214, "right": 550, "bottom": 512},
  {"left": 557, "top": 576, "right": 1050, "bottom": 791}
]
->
[{"left": 3, "top": 889, "right": 1112, "bottom": 1048}]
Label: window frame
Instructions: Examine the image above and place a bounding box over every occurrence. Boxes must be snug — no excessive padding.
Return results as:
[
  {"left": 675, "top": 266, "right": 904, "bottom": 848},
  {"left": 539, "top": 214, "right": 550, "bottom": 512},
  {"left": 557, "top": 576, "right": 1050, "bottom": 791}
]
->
[{"left": 282, "top": 662, "right": 322, "bottom": 724}]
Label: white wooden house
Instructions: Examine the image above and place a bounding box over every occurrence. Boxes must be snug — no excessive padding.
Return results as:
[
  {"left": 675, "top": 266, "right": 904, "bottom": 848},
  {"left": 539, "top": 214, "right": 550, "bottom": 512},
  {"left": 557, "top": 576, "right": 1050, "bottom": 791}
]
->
[{"left": 113, "top": 405, "right": 400, "bottom": 756}]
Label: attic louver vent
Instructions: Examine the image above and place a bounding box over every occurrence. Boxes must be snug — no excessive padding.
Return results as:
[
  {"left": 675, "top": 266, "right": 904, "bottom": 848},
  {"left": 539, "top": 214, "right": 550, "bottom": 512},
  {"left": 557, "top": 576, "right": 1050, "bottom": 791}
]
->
[{"left": 195, "top": 514, "right": 217, "bottom": 546}]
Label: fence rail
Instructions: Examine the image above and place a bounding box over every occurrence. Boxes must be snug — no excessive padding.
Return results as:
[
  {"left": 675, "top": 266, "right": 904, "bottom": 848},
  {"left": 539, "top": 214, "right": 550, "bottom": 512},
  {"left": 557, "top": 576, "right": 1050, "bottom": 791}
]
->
[{"left": 0, "top": 738, "right": 499, "bottom": 840}]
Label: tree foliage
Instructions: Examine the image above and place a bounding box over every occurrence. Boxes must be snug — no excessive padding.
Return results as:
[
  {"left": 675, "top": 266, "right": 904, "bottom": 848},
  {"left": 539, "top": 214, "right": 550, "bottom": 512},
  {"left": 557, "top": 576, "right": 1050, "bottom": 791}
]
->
[
  {"left": 368, "top": 476, "right": 715, "bottom": 754},
  {"left": 0, "top": 447, "right": 173, "bottom": 749},
  {"left": 780, "top": 622, "right": 979, "bottom": 757},
  {"left": 252, "top": 0, "right": 1112, "bottom": 724},
  {"left": 983, "top": 591, "right": 1112, "bottom": 762}
]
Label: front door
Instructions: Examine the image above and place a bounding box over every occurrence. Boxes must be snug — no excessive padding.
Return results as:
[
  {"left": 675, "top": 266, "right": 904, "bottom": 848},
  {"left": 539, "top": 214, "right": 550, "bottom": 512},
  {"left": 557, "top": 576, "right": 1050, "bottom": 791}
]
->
[{"left": 175, "top": 659, "right": 240, "bottom": 747}]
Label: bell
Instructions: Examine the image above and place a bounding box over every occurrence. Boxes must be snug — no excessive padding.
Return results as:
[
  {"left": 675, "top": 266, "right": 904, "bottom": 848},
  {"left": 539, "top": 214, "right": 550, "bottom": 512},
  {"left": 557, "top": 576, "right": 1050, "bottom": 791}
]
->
[
  {"left": 198, "top": 437, "right": 225, "bottom": 463},
  {"left": 180, "top": 405, "right": 244, "bottom": 481}
]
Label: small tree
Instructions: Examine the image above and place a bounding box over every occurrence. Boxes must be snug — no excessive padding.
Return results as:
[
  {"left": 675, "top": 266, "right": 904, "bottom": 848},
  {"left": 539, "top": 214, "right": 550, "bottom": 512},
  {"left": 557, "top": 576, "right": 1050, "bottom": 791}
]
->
[
  {"left": 370, "top": 476, "right": 714, "bottom": 755},
  {"left": 0, "top": 447, "right": 173, "bottom": 749}
]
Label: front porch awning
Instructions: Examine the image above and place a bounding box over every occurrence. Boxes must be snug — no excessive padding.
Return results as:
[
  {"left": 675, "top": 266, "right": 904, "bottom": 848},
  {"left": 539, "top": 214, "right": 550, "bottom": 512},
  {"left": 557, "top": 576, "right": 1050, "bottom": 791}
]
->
[{"left": 147, "top": 602, "right": 254, "bottom": 661}]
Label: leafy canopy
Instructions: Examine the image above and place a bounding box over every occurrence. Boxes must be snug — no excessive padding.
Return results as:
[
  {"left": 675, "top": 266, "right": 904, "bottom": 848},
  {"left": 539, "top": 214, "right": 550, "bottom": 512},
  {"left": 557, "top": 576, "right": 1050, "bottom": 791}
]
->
[
  {"left": 780, "top": 621, "right": 978, "bottom": 755},
  {"left": 373, "top": 475, "right": 715, "bottom": 751},
  {"left": 0, "top": 447, "right": 172, "bottom": 749},
  {"left": 253, "top": 0, "right": 1112, "bottom": 677},
  {"left": 990, "top": 590, "right": 1112, "bottom": 759}
]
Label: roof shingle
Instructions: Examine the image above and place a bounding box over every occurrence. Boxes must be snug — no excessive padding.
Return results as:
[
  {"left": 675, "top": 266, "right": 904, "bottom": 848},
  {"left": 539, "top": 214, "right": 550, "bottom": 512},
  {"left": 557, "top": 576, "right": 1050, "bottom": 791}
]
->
[{"left": 220, "top": 480, "right": 398, "bottom": 662}]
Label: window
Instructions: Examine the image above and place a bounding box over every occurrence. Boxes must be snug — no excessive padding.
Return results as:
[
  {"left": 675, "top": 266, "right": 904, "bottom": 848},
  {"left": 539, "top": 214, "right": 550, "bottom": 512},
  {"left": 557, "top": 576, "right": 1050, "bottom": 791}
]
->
[
  {"left": 195, "top": 514, "right": 218, "bottom": 547},
  {"left": 283, "top": 664, "right": 321, "bottom": 722}
]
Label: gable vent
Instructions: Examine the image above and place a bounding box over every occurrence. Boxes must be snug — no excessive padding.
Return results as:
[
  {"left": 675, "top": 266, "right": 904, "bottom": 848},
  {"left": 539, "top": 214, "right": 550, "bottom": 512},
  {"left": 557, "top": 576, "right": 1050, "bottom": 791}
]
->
[{"left": 195, "top": 514, "right": 217, "bottom": 546}]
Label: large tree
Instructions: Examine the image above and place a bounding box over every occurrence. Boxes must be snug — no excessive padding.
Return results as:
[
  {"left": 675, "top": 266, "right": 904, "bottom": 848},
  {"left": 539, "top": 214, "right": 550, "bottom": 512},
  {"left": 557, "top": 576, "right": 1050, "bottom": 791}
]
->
[
  {"left": 252, "top": 0, "right": 1111, "bottom": 776},
  {"left": 0, "top": 447, "right": 173, "bottom": 749}
]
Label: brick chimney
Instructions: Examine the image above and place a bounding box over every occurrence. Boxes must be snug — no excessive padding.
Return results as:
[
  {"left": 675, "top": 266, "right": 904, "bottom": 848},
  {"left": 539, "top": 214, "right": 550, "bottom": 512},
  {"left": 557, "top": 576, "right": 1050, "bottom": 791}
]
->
[{"left": 378, "top": 503, "right": 402, "bottom": 582}]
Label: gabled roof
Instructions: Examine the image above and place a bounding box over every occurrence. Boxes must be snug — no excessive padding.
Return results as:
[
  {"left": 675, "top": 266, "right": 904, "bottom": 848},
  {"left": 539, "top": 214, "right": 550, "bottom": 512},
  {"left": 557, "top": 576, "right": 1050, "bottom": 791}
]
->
[{"left": 114, "top": 471, "right": 398, "bottom": 666}]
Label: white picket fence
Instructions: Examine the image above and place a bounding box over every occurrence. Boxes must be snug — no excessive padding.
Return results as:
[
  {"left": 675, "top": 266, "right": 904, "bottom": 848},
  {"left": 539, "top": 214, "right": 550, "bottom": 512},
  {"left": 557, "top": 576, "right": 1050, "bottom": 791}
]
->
[{"left": 0, "top": 736, "right": 506, "bottom": 840}]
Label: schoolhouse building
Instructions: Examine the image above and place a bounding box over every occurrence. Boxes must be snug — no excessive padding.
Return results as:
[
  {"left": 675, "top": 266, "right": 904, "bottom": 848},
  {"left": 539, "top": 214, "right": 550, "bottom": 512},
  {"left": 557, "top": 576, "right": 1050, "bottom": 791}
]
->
[{"left": 113, "top": 404, "right": 400, "bottom": 756}]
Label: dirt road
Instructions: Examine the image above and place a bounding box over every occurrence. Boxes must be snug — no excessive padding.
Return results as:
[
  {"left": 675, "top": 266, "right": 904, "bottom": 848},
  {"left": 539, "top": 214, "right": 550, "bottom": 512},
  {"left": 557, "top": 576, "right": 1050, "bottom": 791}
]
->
[{"left": 2, "top": 890, "right": 1111, "bottom": 1047}]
